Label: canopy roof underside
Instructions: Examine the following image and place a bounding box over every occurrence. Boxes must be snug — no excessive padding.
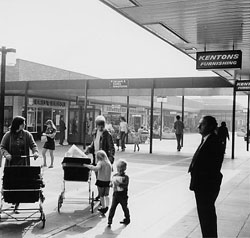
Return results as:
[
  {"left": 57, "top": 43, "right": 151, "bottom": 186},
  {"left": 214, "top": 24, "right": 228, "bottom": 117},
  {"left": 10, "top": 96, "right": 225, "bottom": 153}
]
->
[
  {"left": 100, "top": 0, "right": 250, "bottom": 82},
  {"left": 4, "top": 77, "right": 239, "bottom": 101}
]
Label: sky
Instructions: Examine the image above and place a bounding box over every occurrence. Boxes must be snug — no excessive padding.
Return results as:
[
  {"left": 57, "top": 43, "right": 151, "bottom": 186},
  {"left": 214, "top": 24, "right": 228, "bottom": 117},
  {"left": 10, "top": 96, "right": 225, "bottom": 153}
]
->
[{"left": 0, "top": 0, "right": 217, "bottom": 79}]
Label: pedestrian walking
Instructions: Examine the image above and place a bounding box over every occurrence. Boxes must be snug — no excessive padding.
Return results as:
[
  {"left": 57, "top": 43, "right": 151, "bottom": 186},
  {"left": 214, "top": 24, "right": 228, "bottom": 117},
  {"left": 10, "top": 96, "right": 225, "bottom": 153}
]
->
[
  {"left": 42, "top": 119, "right": 56, "bottom": 168},
  {"left": 116, "top": 133, "right": 120, "bottom": 151},
  {"left": 84, "top": 150, "right": 112, "bottom": 215},
  {"left": 108, "top": 159, "right": 130, "bottom": 227},
  {"left": 174, "top": 115, "right": 184, "bottom": 151},
  {"left": 59, "top": 115, "right": 66, "bottom": 145},
  {"left": 85, "top": 115, "right": 115, "bottom": 201},
  {"left": 217, "top": 121, "right": 230, "bottom": 154},
  {"left": 131, "top": 130, "right": 140, "bottom": 152},
  {"left": 0, "top": 116, "right": 39, "bottom": 167},
  {"left": 0, "top": 115, "right": 39, "bottom": 212},
  {"left": 188, "top": 116, "right": 224, "bottom": 238},
  {"left": 119, "top": 116, "right": 128, "bottom": 152}
]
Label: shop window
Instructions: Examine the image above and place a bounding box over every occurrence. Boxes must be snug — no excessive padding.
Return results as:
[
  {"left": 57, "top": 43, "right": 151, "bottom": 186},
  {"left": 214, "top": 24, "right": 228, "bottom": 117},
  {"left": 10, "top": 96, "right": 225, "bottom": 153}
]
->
[
  {"left": 52, "top": 109, "right": 65, "bottom": 131},
  {"left": 69, "top": 110, "right": 79, "bottom": 135},
  {"left": 27, "top": 107, "right": 36, "bottom": 132},
  {"left": 4, "top": 106, "right": 13, "bottom": 133}
]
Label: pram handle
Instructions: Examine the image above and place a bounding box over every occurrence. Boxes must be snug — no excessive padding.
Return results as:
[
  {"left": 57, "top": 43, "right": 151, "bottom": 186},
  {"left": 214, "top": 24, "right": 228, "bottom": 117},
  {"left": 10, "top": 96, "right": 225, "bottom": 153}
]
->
[{"left": 20, "top": 155, "right": 36, "bottom": 158}]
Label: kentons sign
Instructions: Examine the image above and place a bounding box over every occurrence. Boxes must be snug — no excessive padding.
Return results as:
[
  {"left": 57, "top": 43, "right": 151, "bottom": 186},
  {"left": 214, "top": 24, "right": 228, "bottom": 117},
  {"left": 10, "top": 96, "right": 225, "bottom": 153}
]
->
[
  {"left": 196, "top": 50, "right": 242, "bottom": 70},
  {"left": 235, "top": 80, "right": 250, "bottom": 91}
]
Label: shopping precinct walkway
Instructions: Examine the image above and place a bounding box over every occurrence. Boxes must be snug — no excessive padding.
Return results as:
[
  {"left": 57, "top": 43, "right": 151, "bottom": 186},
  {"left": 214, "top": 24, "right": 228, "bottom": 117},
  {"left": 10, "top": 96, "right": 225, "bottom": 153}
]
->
[{"left": 0, "top": 133, "right": 250, "bottom": 238}]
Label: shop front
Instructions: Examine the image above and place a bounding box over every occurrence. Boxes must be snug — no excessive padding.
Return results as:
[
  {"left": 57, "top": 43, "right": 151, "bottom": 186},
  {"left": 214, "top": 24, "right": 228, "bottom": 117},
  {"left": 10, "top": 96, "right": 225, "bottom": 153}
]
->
[
  {"left": 67, "top": 102, "right": 101, "bottom": 145},
  {"left": 26, "top": 98, "right": 68, "bottom": 140}
]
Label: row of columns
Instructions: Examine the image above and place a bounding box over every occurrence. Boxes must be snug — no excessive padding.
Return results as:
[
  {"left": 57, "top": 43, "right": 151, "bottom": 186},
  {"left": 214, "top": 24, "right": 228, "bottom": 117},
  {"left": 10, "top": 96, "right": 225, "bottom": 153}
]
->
[{"left": 13, "top": 80, "right": 247, "bottom": 158}]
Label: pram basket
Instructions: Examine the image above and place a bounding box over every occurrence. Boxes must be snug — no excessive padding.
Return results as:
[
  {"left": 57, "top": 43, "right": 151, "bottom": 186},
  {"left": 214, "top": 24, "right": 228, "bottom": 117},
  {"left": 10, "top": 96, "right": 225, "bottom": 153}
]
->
[
  {"left": 0, "top": 161, "right": 45, "bottom": 228},
  {"left": 57, "top": 157, "right": 95, "bottom": 213}
]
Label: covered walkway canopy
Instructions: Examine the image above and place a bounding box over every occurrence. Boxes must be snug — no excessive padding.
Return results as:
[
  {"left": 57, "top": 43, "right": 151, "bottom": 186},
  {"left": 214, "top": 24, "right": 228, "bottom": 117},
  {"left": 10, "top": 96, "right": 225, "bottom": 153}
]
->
[
  {"left": 5, "top": 76, "right": 233, "bottom": 100},
  {"left": 5, "top": 76, "right": 239, "bottom": 158},
  {"left": 100, "top": 0, "right": 250, "bottom": 82}
]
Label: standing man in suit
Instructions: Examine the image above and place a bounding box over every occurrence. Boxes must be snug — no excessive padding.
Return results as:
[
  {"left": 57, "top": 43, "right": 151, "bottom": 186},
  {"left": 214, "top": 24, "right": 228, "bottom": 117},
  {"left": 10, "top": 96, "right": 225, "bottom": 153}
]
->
[{"left": 188, "top": 116, "right": 224, "bottom": 238}]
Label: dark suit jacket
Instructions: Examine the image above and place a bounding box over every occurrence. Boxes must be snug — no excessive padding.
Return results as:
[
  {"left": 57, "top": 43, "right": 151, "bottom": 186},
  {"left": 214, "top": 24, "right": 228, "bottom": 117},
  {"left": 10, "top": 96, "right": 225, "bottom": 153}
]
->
[{"left": 189, "top": 133, "right": 224, "bottom": 192}]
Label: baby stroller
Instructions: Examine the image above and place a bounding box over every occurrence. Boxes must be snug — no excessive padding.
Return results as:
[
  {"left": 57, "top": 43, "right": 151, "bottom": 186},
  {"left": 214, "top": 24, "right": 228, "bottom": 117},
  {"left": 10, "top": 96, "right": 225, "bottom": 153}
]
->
[
  {"left": 0, "top": 156, "right": 45, "bottom": 228},
  {"left": 57, "top": 157, "right": 95, "bottom": 213}
]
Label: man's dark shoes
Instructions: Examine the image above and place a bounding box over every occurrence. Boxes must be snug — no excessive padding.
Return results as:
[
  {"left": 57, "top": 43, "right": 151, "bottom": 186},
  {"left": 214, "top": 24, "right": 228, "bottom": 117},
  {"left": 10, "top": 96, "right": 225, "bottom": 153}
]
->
[
  {"left": 120, "top": 219, "right": 130, "bottom": 225},
  {"left": 107, "top": 222, "right": 112, "bottom": 228}
]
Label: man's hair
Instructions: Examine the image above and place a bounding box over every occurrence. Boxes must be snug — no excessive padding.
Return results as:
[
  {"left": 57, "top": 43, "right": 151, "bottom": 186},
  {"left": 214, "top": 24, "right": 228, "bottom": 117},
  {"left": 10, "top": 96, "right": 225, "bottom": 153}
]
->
[
  {"left": 176, "top": 115, "right": 180, "bottom": 120},
  {"left": 221, "top": 121, "right": 226, "bottom": 127},
  {"left": 203, "top": 116, "right": 218, "bottom": 131}
]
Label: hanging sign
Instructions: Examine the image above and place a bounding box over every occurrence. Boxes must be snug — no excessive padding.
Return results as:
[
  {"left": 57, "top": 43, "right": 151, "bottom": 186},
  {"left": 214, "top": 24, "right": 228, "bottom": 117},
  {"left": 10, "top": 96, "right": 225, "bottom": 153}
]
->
[
  {"left": 196, "top": 50, "right": 242, "bottom": 70},
  {"left": 235, "top": 80, "right": 250, "bottom": 91},
  {"left": 109, "top": 79, "right": 128, "bottom": 88}
]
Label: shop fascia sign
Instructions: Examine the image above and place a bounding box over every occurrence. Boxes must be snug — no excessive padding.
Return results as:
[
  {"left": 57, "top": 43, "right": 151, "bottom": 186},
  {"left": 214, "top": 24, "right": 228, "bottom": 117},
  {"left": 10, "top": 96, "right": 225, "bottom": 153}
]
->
[
  {"left": 29, "top": 98, "right": 66, "bottom": 107},
  {"left": 109, "top": 79, "right": 128, "bottom": 88},
  {"left": 235, "top": 80, "right": 250, "bottom": 91},
  {"left": 196, "top": 50, "right": 242, "bottom": 70}
]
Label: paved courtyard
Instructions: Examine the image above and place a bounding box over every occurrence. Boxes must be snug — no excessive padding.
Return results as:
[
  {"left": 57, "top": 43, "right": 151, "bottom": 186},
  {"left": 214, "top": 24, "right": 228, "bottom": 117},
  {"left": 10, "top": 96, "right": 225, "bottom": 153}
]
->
[{"left": 0, "top": 133, "right": 250, "bottom": 237}]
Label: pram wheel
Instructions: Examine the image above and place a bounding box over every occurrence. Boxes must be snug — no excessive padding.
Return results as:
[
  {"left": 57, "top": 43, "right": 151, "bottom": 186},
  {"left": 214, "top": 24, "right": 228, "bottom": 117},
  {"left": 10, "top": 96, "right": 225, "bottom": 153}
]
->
[
  {"left": 40, "top": 211, "right": 46, "bottom": 228},
  {"left": 57, "top": 194, "right": 63, "bottom": 213},
  {"left": 90, "top": 191, "right": 94, "bottom": 213}
]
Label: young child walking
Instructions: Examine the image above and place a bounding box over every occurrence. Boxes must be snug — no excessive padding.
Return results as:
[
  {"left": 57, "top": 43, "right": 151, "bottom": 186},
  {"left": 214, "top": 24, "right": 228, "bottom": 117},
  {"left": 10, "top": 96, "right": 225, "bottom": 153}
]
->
[
  {"left": 84, "top": 150, "right": 112, "bottom": 215},
  {"left": 108, "top": 159, "right": 130, "bottom": 227},
  {"left": 132, "top": 131, "right": 140, "bottom": 152}
]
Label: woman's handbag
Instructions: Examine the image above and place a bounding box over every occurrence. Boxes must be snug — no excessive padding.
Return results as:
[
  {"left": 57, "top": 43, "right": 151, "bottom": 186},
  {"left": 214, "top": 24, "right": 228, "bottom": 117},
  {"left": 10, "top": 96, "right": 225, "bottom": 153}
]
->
[{"left": 41, "top": 135, "right": 47, "bottom": 143}]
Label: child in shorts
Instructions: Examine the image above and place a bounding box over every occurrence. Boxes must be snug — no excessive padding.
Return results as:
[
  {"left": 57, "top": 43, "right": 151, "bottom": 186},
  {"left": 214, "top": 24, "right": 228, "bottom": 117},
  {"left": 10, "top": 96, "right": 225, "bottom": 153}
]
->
[
  {"left": 84, "top": 150, "right": 112, "bottom": 215},
  {"left": 108, "top": 159, "right": 130, "bottom": 227}
]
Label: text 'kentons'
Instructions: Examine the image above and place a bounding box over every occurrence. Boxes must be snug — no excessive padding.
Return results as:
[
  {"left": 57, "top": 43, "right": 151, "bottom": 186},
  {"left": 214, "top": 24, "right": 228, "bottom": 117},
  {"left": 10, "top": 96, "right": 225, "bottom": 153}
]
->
[{"left": 198, "top": 53, "right": 240, "bottom": 61}]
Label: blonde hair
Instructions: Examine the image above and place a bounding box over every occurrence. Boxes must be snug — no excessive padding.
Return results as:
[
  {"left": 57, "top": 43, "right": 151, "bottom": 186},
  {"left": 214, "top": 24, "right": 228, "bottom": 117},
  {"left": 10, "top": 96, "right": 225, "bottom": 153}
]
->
[
  {"left": 45, "top": 119, "right": 56, "bottom": 130},
  {"left": 96, "top": 150, "right": 109, "bottom": 163},
  {"left": 116, "top": 159, "right": 127, "bottom": 171}
]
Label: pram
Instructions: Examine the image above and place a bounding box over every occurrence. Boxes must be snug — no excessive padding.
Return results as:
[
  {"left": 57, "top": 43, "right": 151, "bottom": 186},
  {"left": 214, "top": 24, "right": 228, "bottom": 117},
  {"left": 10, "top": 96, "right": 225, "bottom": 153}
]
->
[
  {"left": 57, "top": 157, "right": 95, "bottom": 213},
  {"left": 0, "top": 156, "right": 45, "bottom": 228}
]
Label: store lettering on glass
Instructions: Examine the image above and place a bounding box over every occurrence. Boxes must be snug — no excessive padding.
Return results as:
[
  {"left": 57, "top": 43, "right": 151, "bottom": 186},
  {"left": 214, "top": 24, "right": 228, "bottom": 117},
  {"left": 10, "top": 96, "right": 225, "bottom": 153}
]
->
[{"left": 33, "top": 99, "right": 65, "bottom": 107}]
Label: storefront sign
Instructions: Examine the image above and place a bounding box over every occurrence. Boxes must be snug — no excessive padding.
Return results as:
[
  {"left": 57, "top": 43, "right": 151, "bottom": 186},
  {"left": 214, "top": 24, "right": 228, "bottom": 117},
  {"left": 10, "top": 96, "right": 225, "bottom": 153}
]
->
[
  {"left": 196, "top": 50, "right": 242, "bottom": 70},
  {"left": 109, "top": 79, "right": 128, "bottom": 88},
  {"left": 105, "top": 105, "right": 127, "bottom": 113},
  {"left": 31, "top": 98, "right": 66, "bottom": 107},
  {"left": 235, "top": 80, "right": 250, "bottom": 91}
]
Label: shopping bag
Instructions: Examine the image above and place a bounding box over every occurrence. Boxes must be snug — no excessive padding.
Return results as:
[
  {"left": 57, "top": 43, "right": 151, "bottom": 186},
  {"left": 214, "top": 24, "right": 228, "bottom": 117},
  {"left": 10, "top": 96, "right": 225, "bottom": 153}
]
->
[
  {"left": 41, "top": 135, "right": 47, "bottom": 143},
  {"left": 65, "top": 144, "right": 88, "bottom": 158}
]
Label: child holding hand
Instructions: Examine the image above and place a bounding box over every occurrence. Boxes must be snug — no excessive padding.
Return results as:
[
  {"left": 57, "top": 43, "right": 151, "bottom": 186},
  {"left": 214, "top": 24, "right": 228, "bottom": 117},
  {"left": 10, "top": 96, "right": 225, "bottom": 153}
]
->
[
  {"left": 84, "top": 150, "right": 112, "bottom": 215},
  {"left": 108, "top": 159, "right": 130, "bottom": 227}
]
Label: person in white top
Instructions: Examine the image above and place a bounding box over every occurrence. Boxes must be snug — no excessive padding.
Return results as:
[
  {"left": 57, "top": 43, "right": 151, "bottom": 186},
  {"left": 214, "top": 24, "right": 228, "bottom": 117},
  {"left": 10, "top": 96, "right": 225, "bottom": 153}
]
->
[{"left": 119, "top": 116, "right": 128, "bottom": 152}]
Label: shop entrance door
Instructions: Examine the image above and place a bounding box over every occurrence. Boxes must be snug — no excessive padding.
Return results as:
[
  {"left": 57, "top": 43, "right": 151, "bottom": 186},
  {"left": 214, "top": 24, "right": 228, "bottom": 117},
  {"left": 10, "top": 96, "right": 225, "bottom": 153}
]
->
[
  {"left": 42, "top": 109, "right": 52, "bottom": 132},
  {"left": 68, "top": 107, "right": 100, "bottom": 145}
]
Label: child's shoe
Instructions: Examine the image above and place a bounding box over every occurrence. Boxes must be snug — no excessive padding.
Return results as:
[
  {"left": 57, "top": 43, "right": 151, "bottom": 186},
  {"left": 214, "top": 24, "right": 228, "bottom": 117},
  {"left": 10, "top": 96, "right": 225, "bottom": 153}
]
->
[
  {"left": 98, "top": 207, "right": 108, "bottom": 215},
  {"left": 120, "top": 219, "right": 130, "bottom": 225},
  {"left": 102, "top": 207, "right": 108, "bottom": 214}
]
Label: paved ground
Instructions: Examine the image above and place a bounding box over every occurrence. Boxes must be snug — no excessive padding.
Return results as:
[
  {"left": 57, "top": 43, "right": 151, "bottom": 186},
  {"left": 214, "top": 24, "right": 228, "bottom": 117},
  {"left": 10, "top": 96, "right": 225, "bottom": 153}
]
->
[{"left": 0, "top": 133, "right": 250, "bottom": 238}]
